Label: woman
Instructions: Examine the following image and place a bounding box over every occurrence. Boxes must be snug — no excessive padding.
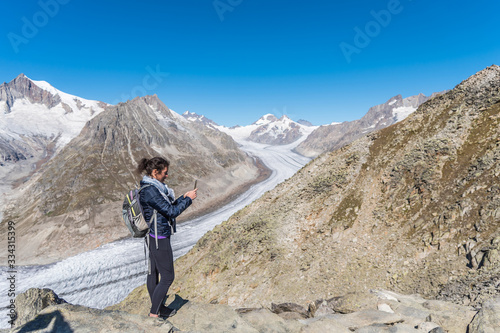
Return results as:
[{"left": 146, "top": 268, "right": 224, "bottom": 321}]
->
[{"left": 136, "top": 157, "right": 197, "bottom": 318}]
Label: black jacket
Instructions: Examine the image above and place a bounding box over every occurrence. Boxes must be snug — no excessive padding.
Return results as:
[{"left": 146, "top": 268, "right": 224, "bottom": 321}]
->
[{"left": 139, "top": 181, "right": 192, "bottom": 237}]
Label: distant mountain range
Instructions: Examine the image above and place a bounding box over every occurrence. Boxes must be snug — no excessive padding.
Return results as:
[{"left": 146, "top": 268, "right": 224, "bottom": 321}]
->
[
  {"left": 294, "top": 92, "right": 447, "bottom": 157},
  {"left": 182, "top": 92, "right": 445, "bottom": 156},
  {"left": 182, "top": 112, "right": 317, "bottom": 146}
]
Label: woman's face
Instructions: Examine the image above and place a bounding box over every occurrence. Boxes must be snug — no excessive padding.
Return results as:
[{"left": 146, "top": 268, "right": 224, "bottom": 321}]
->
[{"left": 151, "top": 167, "right": 168, "bottom": 183}]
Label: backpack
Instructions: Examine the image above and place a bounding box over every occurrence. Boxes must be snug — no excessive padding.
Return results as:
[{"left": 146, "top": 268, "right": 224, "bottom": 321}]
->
[{"left": 122, "top": 185, "right": 156, "bottom": 238}]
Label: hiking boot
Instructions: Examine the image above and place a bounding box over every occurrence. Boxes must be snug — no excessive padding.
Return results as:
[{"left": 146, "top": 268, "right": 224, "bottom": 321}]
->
[{"left": 159, "top": 308, "right": 177, "bottom": 318}]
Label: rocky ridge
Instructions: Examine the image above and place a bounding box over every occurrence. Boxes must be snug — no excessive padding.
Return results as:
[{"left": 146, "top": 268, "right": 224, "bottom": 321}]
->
[
  {"left": 156, "top": 65, "right": 500, "bottom": 314},
  {"left": 294, "top": 92, "right": 444, "bottom": 158},
  {"left": 9, "top": 288, "right": 500, "bottom": 332}
]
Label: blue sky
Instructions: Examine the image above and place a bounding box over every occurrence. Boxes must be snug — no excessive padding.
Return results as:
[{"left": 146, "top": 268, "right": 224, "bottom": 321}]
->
[{"left": 1, "top": 0, "right": 499, "bottom": 126}]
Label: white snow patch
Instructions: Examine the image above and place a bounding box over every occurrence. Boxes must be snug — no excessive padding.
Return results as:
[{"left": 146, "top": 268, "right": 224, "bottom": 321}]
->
[
  {"left": 0, "top": 98, "right": 103, "bottom": 148},
  {"left": 0, "top": 78, "right": 107, "bottom": 152},
  {"left": 31, "top": 79, "right": 106, "bottom": 116},
  {"left": 168, "top": 108, "right": 189, "bottom": 124},
  {"left": 392, "top": 106, "right": 416, "bottom": 122},
  {"left": 0, "top": 101, "right": 7, "bottom": 114}
]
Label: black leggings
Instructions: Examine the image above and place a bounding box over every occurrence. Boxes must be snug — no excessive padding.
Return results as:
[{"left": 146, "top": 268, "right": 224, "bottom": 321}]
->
[{"left": 147, "top": 235, "right": 174, "bottom": 314}]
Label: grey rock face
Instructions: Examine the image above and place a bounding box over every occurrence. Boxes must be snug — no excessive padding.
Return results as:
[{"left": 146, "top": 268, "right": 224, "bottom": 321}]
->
[{"left": 0, "top": 74, "right": 61, "bottom": 112}]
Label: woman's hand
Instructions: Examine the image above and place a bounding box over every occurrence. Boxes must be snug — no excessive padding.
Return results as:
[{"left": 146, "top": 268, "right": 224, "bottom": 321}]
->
[{"left": 184, "top": 189, "right": 197, "bottom": 200}]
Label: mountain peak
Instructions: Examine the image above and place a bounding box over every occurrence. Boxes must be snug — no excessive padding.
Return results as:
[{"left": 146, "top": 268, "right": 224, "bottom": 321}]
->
[
  {"left": 181, "top": 110, "right": 219, "bottom": 127},
  {"left": 253, "top": 114, "right": 278, "bottom": 125},
  {"left": 455, "top": 64, "right": 500, "bottom": 92}
]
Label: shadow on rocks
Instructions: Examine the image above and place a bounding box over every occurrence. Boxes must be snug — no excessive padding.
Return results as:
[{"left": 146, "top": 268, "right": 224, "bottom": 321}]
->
[
  {"left": 17, "top": 310, "right": 72, "bottom": 333},
  {"left": 165, "top": 294, "right": 189, "bottom": 312}
]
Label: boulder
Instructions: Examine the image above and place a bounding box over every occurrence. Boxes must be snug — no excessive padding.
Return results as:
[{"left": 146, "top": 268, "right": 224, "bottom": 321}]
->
[
  {"left": 326, "top": 291, "right": 379, "bottom": 314},
  {"left": 270, "top": 302, "right": 310, "bottom": 319},
  {"left": 13, "top": 288, "right": 67, "bottom": 327},
  {"left": 468, "top": 297, "right": 500, "bottom": 333},
  {"left": 422, "top": 299, "right": 476, "bottom": 332}
]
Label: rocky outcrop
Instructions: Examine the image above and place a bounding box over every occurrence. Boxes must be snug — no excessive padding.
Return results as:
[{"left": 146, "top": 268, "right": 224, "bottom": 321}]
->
[
  {"left": 14, "top": 288, "right": 484, "bottom": 332},
  {"left": 163, "top": 65, "right": 500, "bottom": 312}
]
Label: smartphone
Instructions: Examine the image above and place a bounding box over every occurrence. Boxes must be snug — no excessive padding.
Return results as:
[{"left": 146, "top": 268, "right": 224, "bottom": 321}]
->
[{"left": 194, "top": 180, "right": 197, "bottom": 190}]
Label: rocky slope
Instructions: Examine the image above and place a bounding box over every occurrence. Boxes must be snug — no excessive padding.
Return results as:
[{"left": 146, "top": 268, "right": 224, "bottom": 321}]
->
[
  {"left": 11, "top": 287, "right": 500, "bottom": 332},
  {"left": 294, "top": 92, "right": 444, "bottom": 158},
  {"left": 0, "top": 95, "right": 262, "bottom": 265},
  {"left": 152, "top": 65, "right": 500, "bottom": 311}
]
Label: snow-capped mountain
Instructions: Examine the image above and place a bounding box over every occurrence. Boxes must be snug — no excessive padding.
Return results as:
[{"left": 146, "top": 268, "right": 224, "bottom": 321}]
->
[
  {"left": 182, "top": 111, "right": 219, "bottom": 129},
  {"left": 0, "top": 74, "right": 107, "bottom": 164},
  {"left": 182, "top": 113, "right": 318, "bottom": 146},
  {"left": 247, "top": 114, "right": 317, "bottom": 145}
]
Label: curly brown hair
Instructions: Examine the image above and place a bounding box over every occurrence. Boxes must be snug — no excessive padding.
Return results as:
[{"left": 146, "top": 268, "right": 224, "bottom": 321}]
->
[{"left": 136, "top": 157, "right": 170, "bottom": 176}]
